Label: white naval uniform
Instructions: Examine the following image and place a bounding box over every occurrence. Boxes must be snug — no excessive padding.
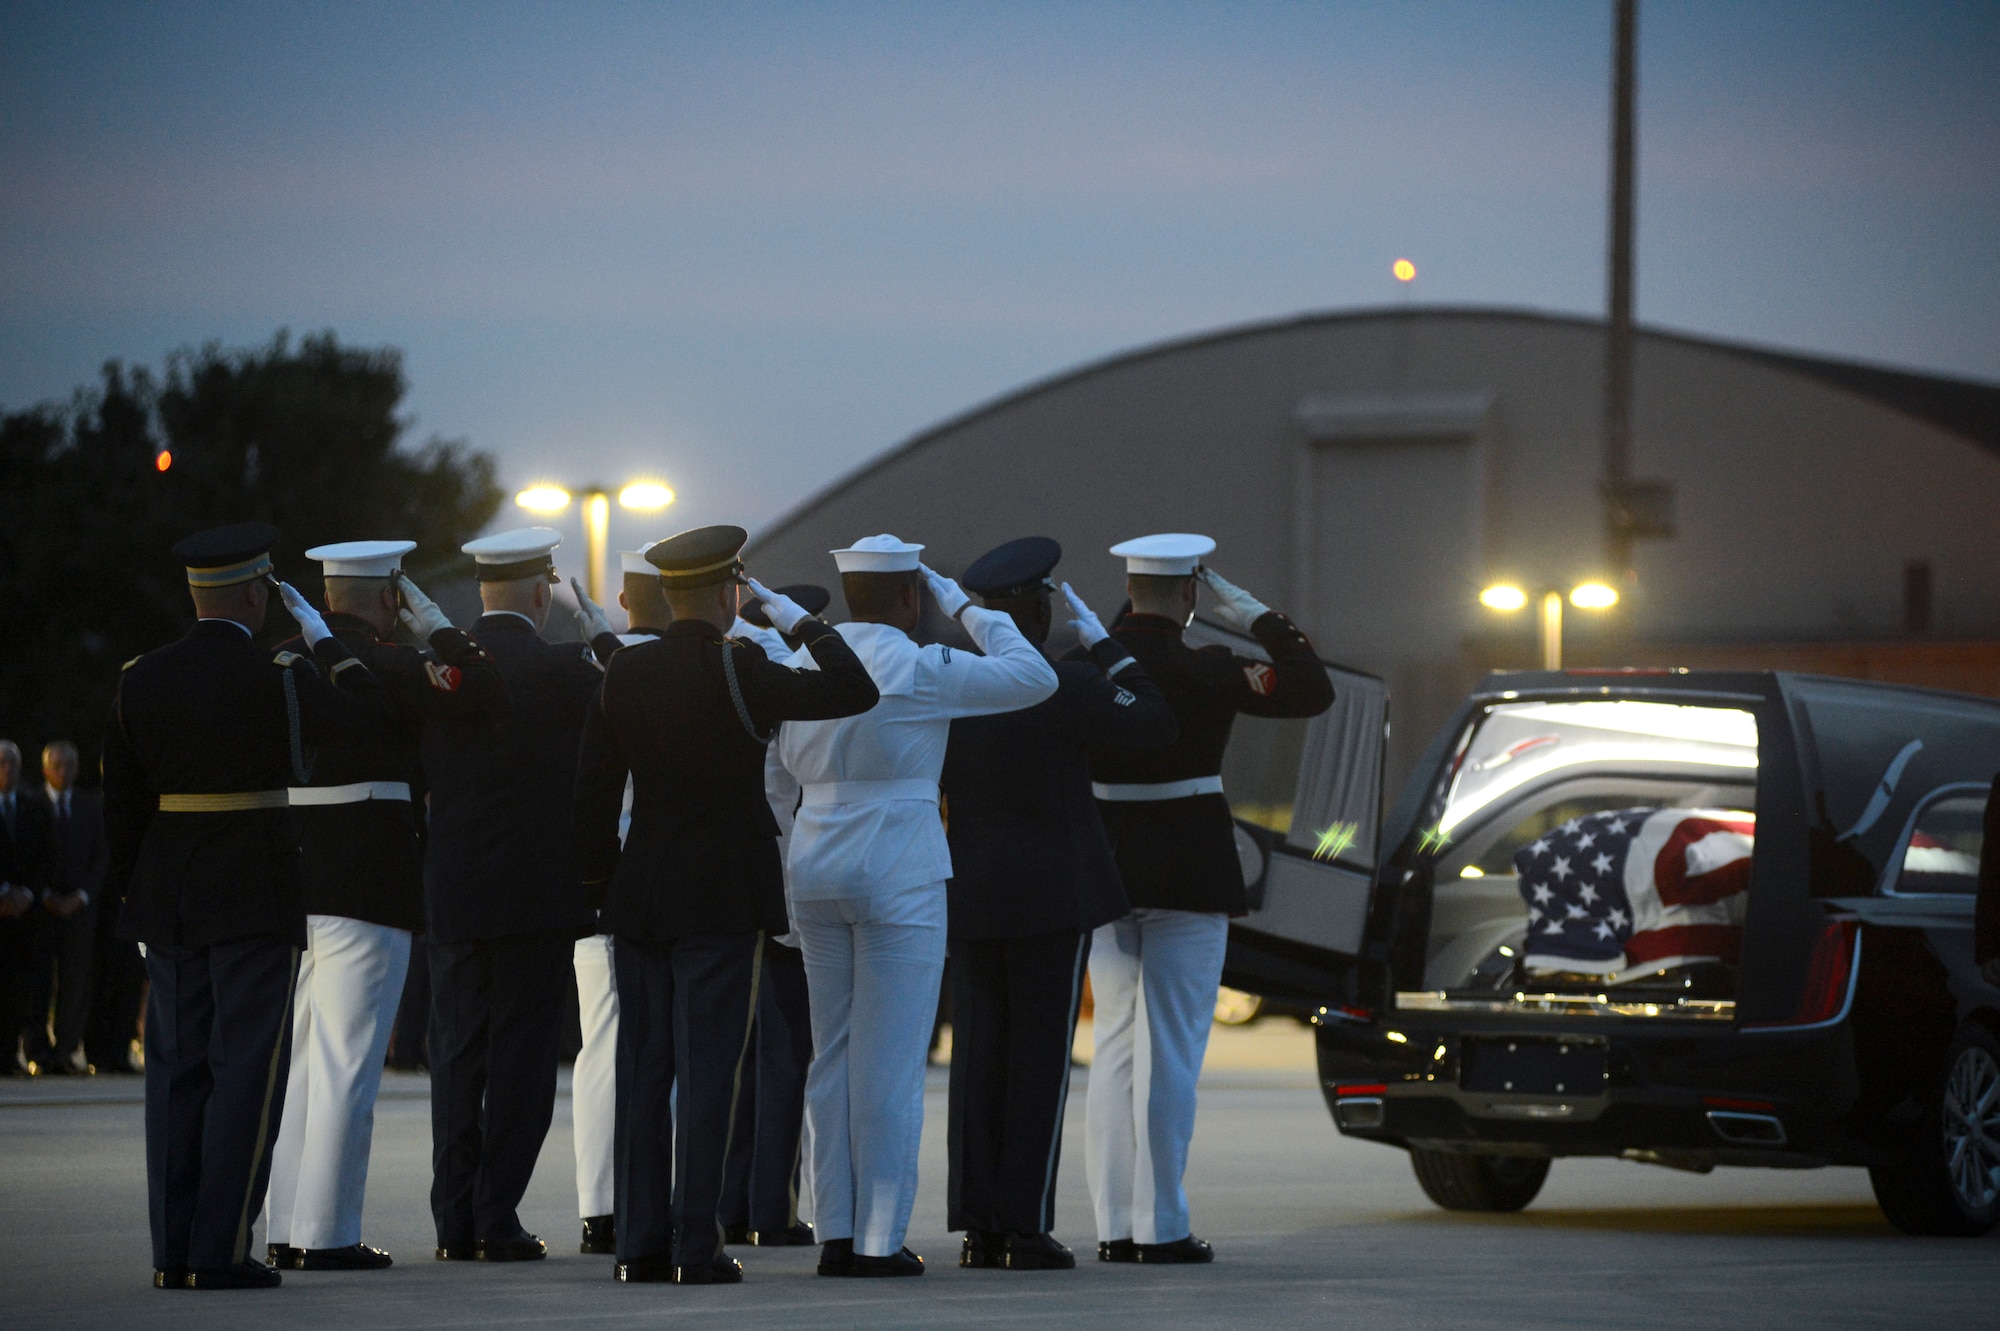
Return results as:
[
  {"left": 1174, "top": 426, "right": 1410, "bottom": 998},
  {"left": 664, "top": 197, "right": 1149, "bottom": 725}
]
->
[
  {"left": 266, "top": 914, "right": 412, "bottom": 1250},
  {"left": 769, "top": 610, "right": 1056, "bottom": 1256}
]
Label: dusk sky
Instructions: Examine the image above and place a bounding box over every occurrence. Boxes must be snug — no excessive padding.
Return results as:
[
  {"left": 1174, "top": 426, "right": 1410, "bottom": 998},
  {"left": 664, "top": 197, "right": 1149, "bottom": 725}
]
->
[{"left": 5, "top": 1, "right": 1996, "bottom": 553}]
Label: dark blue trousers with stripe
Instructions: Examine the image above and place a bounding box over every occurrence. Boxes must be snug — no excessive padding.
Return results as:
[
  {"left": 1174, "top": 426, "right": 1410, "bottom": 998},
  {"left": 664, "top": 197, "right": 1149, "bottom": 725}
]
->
[
  {"left": 945, "top": 928, "right": 1091, "bottom": 1236},
  {"left": 143, "top": 936, "right": 299, "bottom": 1272}
]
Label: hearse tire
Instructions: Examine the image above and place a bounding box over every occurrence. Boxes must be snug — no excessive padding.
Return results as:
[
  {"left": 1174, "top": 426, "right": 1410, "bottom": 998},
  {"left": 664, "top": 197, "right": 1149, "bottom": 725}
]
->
[
  {"left": 1409, "top": 1149, "right": 1550, "bottom": 1212},
  {"left": 1868, "top": 1023, "right": 2000, "bottom": 1237}
]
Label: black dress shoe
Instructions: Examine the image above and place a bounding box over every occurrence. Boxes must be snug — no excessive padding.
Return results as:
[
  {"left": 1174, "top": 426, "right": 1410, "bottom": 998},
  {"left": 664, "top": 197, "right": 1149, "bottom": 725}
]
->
[
  {"left": 747, "top": 1222, "right": 815, "bottom": 1246},
  {"left": 474, "top": 1230, "right": 547, "bottom": 1262},
  {"left": 580, "top": 1215, "right": 616, "bottom": 1255},
  {"left": 185, "top": 1261, "right": 284, "bottom": 1289},
  {"left": 816, "top": 1238, "right": 853, "bottom": 1277},
  {"left": 153, "top": 1268, "right": 189, "bottom": 1289},
  {"left": 1135, "top": 1234, "right": 1213, "bottom": 1264},
  {"left": 299, "top": 1243, "right": 393, "bottom": 1270},
  {"left": 671, "top": 1253, "right": 744, "bottom": 1284},
  {"left": 266, "top": 1244, "right": 303, "bottom": 1269},
  {"left": 848, "top": 1247, "right": 925, "bottom": 1277},
  {"left": 1003, "top": 1232, "right": 1075, "bottom": 1271},
  {"left": 614, "top": 1254, "right": 675, "bottom": 1283},
  {"left": 1097, "top": 1238, "right": 1138, "bottom": 1263},
  {"left": 959, "top": 1229, "right": 1004, "bottom": 1269},
  {"left": 435, "top": 1241, "right": 477, "bottom": 1261}
]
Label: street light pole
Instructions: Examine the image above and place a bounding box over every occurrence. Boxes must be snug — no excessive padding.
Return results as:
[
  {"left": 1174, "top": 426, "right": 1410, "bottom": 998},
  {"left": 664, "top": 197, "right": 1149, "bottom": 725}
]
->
[
  {"left": 514, "top": 477, "right": 676, "bottom": 605},
  {"left": 1481, "top": 581, "right": 1620, "bottom": 671},
  {"left": 1540, "top": 591, "right": 1564, "bottom": 671},
  {"left": 581, "top": 487, "right": 611, "bottom": 605}
]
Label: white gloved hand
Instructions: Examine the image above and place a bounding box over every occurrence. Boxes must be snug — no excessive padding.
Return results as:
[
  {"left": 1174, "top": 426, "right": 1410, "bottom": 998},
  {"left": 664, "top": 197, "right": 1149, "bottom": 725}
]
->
[
  {"left": 395, "top": 571, "right": 453, "bottom": 639},
  {"left": 1197, "top": 565, "right": 1271, "bottom": 634},
  {"left": 920, "top": 563, "right": 970, "bottom": 618},
  {"left": 568, "top": 578, "right": 616, "bottom": 640},
  {"left": 746, "top": 577, "right": 811, "bottom": 635},
  {"left": 1061, "top": 582, "right": 1110, "bottom": 648},
  {"left": 277, "top": 581, "right": 333, "bottom": 647}
]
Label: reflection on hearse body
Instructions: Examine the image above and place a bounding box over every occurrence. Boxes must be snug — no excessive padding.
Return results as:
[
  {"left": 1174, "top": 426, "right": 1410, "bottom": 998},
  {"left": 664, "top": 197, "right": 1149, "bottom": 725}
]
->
[{"left": 1414, "top": 699, "right": 1759, "bottom": 1015}]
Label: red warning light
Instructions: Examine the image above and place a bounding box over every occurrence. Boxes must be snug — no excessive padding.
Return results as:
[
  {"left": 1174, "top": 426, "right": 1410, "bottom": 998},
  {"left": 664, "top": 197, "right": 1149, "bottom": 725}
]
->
[{"left": 155, "top": 450, "right": 172, "bottom": 472}]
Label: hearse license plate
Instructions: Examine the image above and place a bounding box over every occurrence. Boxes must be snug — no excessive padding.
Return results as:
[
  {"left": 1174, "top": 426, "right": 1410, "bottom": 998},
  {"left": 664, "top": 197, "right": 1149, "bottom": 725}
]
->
[{"left": 1460, "top": 1038, "right": 1607, "bottom": 1096}]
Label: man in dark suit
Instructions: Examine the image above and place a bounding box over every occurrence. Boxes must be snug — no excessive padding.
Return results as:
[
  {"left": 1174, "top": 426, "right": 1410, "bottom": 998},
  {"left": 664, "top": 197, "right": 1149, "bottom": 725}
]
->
[
  {"left": 939, "top": 538, "right": 1177, "bottom": 1272},
  {"left": 264, "top": 541, "right": 506, "bottom": 1274},
  {"left": 573, "top": 527, "right": 879, "bottom": 1285},
  {"left": 1084, "top": 534, "right": 1333, "bottom": 1266},
  {"left": 23, "top": 740, "right": 107, "bottom": 1074},
  {"left": 101, "top": 522, "right": 387, "bottom": 1290},
  {"left": 421, "top": 527, "right": 615, "bottom": 1264},
  {"left": 0, "top": 738, "right": 55, "bottom": 1077},
  {"left": 720, "top": 583, "right": 831, "bottom": 1251}
]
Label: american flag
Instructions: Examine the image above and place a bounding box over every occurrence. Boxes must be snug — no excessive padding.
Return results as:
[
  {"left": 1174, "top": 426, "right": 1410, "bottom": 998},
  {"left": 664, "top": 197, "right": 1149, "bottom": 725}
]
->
[{"left": 1514, "top": 807, "right": 1756, "bottom": 979}]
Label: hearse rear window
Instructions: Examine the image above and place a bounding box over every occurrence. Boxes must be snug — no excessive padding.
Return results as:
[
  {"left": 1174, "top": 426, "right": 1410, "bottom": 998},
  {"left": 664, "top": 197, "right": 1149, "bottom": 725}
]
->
[
  {"left": 1891, "top": 789, "right": 1986, "bottom": 896},
  {"left": 1418, "top": 699, "right": 1758, "bottom": 1010}
]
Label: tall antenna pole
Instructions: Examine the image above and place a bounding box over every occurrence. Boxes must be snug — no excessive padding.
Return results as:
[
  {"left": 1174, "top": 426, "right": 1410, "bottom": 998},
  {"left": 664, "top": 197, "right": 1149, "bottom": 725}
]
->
[{"left": 1604, "top": 0, "right": 1638, "bottom": 578}]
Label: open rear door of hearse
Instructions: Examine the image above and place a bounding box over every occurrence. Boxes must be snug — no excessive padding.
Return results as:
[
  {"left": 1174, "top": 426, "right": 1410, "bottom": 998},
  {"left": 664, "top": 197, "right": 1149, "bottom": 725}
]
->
[{"left": 1183, "top": 618, "right": 1389, "bottom": 1005}]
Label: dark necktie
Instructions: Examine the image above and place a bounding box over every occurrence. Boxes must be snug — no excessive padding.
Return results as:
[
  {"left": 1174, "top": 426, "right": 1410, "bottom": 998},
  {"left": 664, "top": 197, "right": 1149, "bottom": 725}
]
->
[
  {"left": 1, "top": 795, "right": 14, "bottom": 840},
  {"left": 56, "top": 794, "right": 69, "bottom": 836}
]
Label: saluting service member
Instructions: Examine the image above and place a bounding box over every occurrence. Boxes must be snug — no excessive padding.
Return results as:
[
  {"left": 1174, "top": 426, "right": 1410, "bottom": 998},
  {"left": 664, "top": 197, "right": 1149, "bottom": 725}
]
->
[
  {"left": 938, "top": 538, "right": 1177, "bottom": 1272},
  {"left": 101, "top": 523, "right": 385, "bottom": 1289},
  {"left": 769, "top": 535, "right": 1058, "bottom": 1278},
  {"left": 557, "top": 546, "right": 675, "bottom": 1260},
  {"left": 721, "top": 583, "right": 832, "bottom": 1249},
  {"left": 1085, "top": 534, "right": 1332, "bottom": 1265},
  {"left": 574, "top": 527, "right": 879, "bottom": 1285},
  {"left": 421, "top": 528, "right": 608, "bottom": 1264},
  {"left": 264, "top": 541, "right": 504, "bottom": 1273}
]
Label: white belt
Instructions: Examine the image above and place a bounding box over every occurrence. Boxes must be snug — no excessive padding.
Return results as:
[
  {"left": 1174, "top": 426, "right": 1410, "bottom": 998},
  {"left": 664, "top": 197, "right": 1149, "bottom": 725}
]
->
[
  {"left": 1092, "top": 775, "right": 1224, "bottom": 802},
  {"left": 286, "top": 780, "right": 412, "bottom": 806},
  {"left": 800, "top": 779, "right": 940, "bottom": 807}
]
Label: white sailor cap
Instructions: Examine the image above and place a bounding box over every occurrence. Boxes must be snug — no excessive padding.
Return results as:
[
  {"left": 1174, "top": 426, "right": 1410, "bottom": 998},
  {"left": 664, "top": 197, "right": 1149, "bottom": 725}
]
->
[
  {"left": 463, "top": 527, "right": 563, "bottom": 582},
  {"left": 831, "top": 533, "right": 924, "bottom": 573},
  {"left": 620, "top": 542, "right": 663, "bottom": 576},
  {"left": 305, "top": 539, "right": 417, "bottom": 579},
  {"left": 1110, "top": 532, "right": 1216, "bottom": 576}
]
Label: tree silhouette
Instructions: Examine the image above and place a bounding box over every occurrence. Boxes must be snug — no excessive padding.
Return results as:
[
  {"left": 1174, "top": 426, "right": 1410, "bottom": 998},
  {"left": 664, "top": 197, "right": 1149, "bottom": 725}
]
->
[{"left": 0, "top": 330, "right": 503, "bottom": 780}]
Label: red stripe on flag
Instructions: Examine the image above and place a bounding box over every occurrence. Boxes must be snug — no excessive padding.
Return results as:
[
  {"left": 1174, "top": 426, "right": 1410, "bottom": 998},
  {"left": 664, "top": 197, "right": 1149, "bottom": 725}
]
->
[
  {"left": 1653, "top": 816, "right": 1754, "bottom": 906},
  {"left": 1625, "top": 924, "right": 1743, "bottom": 965}
]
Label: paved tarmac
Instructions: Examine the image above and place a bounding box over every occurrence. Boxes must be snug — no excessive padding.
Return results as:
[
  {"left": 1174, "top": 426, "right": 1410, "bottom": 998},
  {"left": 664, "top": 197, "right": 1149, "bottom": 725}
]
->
[{"left": 3, "top": 1021, "right": 1994, "bottom": 1329}]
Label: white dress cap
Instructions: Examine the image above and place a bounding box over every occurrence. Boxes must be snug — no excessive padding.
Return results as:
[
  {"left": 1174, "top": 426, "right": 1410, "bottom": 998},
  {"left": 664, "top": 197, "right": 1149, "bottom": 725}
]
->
[
  {"left": 304, "top": 539, "right": 417, "bottom": 579},
  {"left": 462, "top": 527, "right": 563, "bottom": 563},
  {"left": 830, "top": 533, "right": 925, "bottom": 573},
  {"left": 620, "top": 542, "right": 663, "bottom": 576},
  {"left": 1109, "top": 532, "right": 1216, "bottom": 576}
]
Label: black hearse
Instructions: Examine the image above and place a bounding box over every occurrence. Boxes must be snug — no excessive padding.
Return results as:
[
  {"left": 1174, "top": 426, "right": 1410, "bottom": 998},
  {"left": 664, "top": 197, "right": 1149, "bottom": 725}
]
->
[{"left": 1203, "top": 622, "right": 2000, "bottom": 1238}]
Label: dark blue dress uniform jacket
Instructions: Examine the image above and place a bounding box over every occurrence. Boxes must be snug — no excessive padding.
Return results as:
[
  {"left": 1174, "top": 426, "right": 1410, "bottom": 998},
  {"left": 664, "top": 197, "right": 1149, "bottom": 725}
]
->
[
  {"left": 101, "top": 620, "right": 386, "bottom": 948},
  {"left": 420, "top": 612, "right": 599, "bottom": 943},
  {"left": 1089, "top": 611, "right": 1334, "bottom": 916},
  {"left": 573, "top": 618, "right": 879, "bottom": 943},
  {"left": 276, "top": 613, "right": 506, "bottom": 933},
  {"left": 941, "top": 636, "right": 1178, "bottom": 941}
]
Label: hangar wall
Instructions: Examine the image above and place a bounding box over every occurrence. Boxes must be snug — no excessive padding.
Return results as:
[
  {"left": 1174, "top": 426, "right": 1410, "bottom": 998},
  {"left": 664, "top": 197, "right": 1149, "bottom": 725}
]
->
[{"left": 745, "top": 307, "right": 2000, "bottom": 789}]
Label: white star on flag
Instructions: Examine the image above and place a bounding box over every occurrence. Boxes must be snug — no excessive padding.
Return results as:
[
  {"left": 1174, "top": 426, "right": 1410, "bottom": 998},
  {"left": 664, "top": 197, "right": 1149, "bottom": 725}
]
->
[
  {"left": 1591, "top": 853, "right": 1614, "bottom": 877},
  {"left": 1549, "top": 856, "right": 1573, "bottom": 881}
]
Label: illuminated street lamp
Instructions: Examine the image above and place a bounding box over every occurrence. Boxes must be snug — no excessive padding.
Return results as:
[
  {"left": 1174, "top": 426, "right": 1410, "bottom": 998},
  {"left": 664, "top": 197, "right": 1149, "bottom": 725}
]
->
[
  {"left": 513, "top": 478, "right": 676, "bottom": 602},
  {"left": 1479, "top": 580, "right": 1620, "bottom": 670}
]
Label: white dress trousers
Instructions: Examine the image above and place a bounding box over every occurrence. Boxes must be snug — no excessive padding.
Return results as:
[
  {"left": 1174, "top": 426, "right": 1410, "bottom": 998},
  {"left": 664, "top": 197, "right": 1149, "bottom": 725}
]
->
[
  {"left": 266, "top": 914, "right": 412, "bottom": 1250},
  {"left": 571, "top": 934, "right": 620, "bottom": 1218},
  {"left": 770, "top": 608, "right": 1057, "bottom": 1259},
  {"left": 1084, "top": 908, "right": 1229, "bottom": 1246},
  {"left": 792, "top": 879, "right": 947, "bottom": 1257}
]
